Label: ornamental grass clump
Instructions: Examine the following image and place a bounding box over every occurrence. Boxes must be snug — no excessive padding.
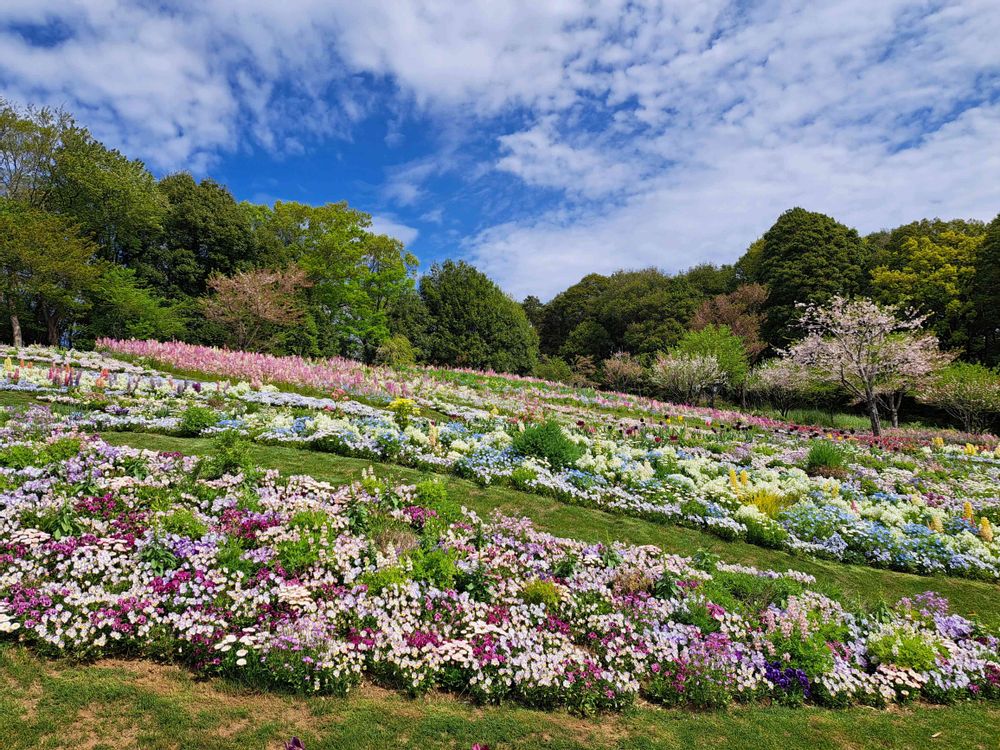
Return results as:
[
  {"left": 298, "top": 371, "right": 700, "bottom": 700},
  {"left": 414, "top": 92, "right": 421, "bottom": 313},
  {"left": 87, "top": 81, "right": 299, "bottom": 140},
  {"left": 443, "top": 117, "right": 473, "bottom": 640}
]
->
[
  {"left": 805, "top": 440, "right": 848, "bottom": 478},
  {"left": 511, "top": 420, "right": 583, "bottom": 470}
]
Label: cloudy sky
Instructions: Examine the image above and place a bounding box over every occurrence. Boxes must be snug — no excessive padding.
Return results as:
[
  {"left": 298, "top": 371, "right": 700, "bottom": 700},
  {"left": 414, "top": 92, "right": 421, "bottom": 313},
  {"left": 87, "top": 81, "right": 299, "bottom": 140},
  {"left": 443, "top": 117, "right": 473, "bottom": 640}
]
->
[{"left": 2, "top": 1, "right": 998, "bottom": 299}]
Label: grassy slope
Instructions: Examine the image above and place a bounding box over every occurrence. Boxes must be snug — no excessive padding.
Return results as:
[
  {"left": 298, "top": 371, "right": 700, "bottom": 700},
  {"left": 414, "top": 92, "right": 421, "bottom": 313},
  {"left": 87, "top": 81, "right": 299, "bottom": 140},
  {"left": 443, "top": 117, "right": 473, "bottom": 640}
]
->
[
  {"left": 4, "top": 390, "right": 1000, "bottom": 748},
  {"left": 99, "top": 430, "right": 1000, "bottom": 623},
  {"left": 3, "top": 645, "right": 999, "bottom": 750}
]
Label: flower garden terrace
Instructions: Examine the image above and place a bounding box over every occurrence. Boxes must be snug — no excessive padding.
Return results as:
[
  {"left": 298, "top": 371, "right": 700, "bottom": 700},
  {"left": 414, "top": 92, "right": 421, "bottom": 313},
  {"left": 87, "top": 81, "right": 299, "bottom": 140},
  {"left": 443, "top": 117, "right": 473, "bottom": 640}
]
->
[
  {"left": 90, "top": 339, "right": 1000, "bottom": 452},
  {"left": 2, "top": 347, "right": 1000, "bottom": 584},
  {"left": 1, "top": 433, "right": 999, "bottom": 714}
]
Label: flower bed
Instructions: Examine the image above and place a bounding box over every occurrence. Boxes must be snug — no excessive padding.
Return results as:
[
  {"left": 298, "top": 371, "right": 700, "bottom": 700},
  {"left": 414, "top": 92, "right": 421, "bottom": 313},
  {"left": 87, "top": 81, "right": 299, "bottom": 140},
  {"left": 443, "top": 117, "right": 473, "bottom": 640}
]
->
[{"left": 1, "top": 433, "right": 997, "bottom": 712}]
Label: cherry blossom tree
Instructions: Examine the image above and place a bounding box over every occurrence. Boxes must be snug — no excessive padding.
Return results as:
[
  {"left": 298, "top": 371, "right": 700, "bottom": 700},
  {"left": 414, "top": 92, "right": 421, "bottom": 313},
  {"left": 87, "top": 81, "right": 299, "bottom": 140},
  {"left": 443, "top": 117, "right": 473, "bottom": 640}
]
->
[
  {"left": 918, "top": 362, "right": 1000, "bottom": 433},
  {"left": 746, "top": 358, "right": 816, "bottom": 419},
  {"left": 784, "top": 296, "right": 947, "bottom": 435},
  {"left": 601, "top": 351, "right": 644, "bottom": 392},
  {"left": 649, "top": 351, "right": 725, "bottom": 405}
]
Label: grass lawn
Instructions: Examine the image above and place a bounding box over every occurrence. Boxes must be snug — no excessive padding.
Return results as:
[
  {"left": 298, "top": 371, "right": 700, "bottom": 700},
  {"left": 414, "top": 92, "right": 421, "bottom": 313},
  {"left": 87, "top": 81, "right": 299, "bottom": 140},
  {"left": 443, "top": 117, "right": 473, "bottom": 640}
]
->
[{"left": 3, "top": 645, "right": 999, "bottom": 750}]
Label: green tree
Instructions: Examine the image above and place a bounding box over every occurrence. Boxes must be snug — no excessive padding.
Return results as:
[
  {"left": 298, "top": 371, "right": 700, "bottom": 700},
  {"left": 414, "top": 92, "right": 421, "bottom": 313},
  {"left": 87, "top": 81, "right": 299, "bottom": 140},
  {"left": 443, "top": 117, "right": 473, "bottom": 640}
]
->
[
  {"left": 521, "top": 295, "right": 545, "bottom": 331},
  {"left": 870, "top": 231, "right": 981, "bottom": 352},
  {"left": 256, "top": 201, "right": 417, "bottom": 359},
  {"left": 0, "top": 99, "right": 74, "bottom": 208},
  {"left": 753, "top": 208, "right": 868, "bottom": 347},
  {"left": 970, "top": 213, "right": 1000, "bottom": 364},
  {"left": 50, "top": 128, "right": 165, "bottom": 266},
  {"left": 154, "top": 173, "right": 257, "bottom": 298},
  {"left": 676, "top": 324, "right": 749, "bottom": 390},
  {"left": 80, "top": 266, "right": 185, "bottom": 345},
  {"left": 419, "top": 260, "right": 539, "bottom": 373},
  {"left": 0, "top": 200, "right": 98, "bottom": 345}
]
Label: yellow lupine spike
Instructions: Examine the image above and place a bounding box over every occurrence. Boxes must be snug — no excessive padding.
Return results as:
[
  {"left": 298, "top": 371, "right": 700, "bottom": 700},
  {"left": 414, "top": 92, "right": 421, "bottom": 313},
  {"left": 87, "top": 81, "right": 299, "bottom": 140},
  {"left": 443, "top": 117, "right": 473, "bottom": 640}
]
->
[
  {"left": 729, "top": 468, "right": 739, "bottom": 491},
  {"left": 740, "top": 470, "right": 749, "bottom": 487},
  {"left": 980, "top": 518, "right": 994, "bottom": 544},
  {"left": 931, "top": 516, "right": 944, "bottom": 534},
  {"left": 963, "top": 501, "right": 974, "bottom": 521}
]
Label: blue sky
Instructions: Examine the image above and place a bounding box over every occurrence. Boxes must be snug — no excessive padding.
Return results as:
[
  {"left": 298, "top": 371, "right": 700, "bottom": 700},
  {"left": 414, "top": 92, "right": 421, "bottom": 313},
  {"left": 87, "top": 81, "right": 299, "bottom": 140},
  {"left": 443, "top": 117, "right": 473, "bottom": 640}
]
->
[{"left": 2, "top": 1, "right": 999, "bottom": 300}]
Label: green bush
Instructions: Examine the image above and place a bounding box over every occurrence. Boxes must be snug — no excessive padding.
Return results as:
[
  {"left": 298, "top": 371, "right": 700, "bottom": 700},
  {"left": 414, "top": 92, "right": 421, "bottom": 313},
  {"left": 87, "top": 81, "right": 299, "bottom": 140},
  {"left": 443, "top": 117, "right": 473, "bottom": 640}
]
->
[
  {"left": 408, "top": 547, "right": 459, "bottom": 589},
  {"left": 160, "top": 508, "right": 207, "bottom": 539},
  {"left": 203, "top": 430, "right": 258, "bottom": 480},
  {"left": 805, "top": 441, "right": 847, "bottom": 477},
  {"left": 511, "top": 420, "right": 583, "bottom": 470},
  {"left": 178, "top": 405, "right": 218, "bottom": 436},
  {"left": 360, "top": 566, "right": 410, "bottom": 594},
  {"left": 519, "top": 579, "right": 562, "bottom": 609},
  {"left": 276, "top": 538, "right": 320, "bottom": 574},
  {"left": 375, "top": 335, "right": 418, "bottom": 367}
]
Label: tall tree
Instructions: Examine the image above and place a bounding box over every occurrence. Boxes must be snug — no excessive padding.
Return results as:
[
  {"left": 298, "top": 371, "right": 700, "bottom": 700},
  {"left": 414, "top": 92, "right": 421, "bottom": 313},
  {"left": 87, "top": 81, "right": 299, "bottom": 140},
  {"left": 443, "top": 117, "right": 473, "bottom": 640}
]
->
[
  {"left": 0, "top": 99, "right": 74, "bottom": 209},
  {"left": 50, "top": 128, "right": 165, "bottom": 266},
  {"left": 753, "top": 208, "right": 868, "bottom": 347},
  {"left": 155, "top": 173, "right": 257, "bottom": 298},
  {"left": 256, "top": 201, "right": 417, "bottom": 359},
  {"left": 419, "top": 260, "right": 539, "bottom": 373},
  {"left": 970, "top": 213, "right": 1000, "bottom": 365},
  {"left": 0, "top": 200, "right": 98, "bottom": 345}
]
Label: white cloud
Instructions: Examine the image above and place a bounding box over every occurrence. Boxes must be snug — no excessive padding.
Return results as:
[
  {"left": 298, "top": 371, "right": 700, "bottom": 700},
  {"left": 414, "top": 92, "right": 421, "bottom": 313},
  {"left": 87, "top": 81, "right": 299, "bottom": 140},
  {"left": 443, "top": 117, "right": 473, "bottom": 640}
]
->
[
  {"left": 369, "top": 215, "right": 419, "bottom": 246},
  {"left": 2, "top": 0, "right": 998, "bottom": 298}
]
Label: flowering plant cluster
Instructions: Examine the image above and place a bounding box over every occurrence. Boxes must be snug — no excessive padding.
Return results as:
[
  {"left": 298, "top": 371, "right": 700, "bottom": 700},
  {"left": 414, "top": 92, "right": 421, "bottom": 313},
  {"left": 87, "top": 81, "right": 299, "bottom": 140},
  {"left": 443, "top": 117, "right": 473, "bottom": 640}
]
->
[
  {"left": 3, "top": 346, "right": 1000, "bottom": 580},
  {"left": 2, "top": 433, "right": 998, "bottom": 713}
]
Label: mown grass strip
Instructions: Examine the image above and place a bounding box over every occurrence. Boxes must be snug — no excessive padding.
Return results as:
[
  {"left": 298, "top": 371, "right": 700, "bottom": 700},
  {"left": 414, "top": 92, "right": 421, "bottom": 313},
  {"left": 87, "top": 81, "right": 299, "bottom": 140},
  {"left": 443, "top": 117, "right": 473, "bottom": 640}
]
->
[{"left": 2, "top": 644, "right": 998, "bottom": 750}]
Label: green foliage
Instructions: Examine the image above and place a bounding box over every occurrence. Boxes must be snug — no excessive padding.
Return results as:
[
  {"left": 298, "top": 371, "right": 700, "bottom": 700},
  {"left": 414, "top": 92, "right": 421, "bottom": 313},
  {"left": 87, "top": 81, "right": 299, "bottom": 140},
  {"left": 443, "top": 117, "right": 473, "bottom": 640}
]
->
[
  {"left": 511, "top": 420, "right": 583, "bottom": 469},
  {"left": 408, "top": 547, "right": 459, "bottom": 589},
  {"left": 533, "top": 355, "right": 575, "bottom": 384},
  {"left": 30, "top": 502, "right": 84, "bottom": 540},
  {"left": 203, "top": 430, "right": 258, "bottom": 480},
  {"left": 160, "top": 508, "right": 207, "bottom": 539},
  {"left": 215, "top": 538, "right": 257, "bottom": 577},
  {"left": 82, "top": 266, "right": 185, "bottom": 344},
  {"left": 375, "top": 334, "right": 417, "bottom": 367},
  {"left": 418, "top": 260, "right": 539, "bottom": 374},
  {"left": 0, "top": 437, "right": 81, "bottom": 469},
  {"left": 519, "top": 579, "right": 562, "bottom": 610},
  {"left": 275, "top": 538, "right": 320, "bottom": 574},
  {"left": 676, "top": 324, "right": 749, "bottom": 387},
  {"left": 867, "top": 627, "right": 944, "bottom": 671},
  {"left": 360, "top": 566, "right": 410, "bottom": 594},
  {"left": 752, "top": 207, "right": 868, "bottom": 346},
  {"left": 178, "top": 405, "right": 218, "bottom": 436},
  {"left": 805, "top": 441, "right": 848, "bottom": 476},
  {"left": 139, "top": 539, "right": 179, "bottom": 575}
]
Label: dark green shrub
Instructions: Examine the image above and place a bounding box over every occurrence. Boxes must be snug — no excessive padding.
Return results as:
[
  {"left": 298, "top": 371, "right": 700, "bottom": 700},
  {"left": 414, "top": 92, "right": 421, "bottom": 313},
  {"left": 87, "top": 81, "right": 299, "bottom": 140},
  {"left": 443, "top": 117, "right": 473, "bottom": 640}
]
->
[{"left": 511, "top": 420, "right": 583, "bottom": 470}]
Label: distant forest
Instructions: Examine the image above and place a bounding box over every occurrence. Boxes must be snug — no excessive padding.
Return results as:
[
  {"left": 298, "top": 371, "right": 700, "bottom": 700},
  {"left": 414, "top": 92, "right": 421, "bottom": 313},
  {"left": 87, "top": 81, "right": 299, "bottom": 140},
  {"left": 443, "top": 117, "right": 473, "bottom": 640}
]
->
[{"left": 2, "top": 99, "right": 999, "bottom": 381}]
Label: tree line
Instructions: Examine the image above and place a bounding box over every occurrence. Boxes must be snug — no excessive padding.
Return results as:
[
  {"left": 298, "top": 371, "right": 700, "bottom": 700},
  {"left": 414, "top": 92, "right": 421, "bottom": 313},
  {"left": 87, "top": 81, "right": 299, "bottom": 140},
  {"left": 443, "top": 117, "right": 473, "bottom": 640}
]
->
[{"left": 0, "top": 99, "right": 533, "bottom": 369}]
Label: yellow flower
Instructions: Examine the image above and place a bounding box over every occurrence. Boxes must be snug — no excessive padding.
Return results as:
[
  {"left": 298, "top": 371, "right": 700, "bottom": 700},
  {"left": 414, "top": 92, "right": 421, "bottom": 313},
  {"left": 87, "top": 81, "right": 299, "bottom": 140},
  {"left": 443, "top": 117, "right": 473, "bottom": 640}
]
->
[
  {"left": 931, "top": 516, "right": 944, "bottom": 534},
  {"left": 963, "top": 501, "right": 974, "bottom": 521},
  {"left": 980, "top": 518, "right": 994, "bottom": 544},
  {"left": 739, "top": 470, "right": 749, "bottom": 487}
]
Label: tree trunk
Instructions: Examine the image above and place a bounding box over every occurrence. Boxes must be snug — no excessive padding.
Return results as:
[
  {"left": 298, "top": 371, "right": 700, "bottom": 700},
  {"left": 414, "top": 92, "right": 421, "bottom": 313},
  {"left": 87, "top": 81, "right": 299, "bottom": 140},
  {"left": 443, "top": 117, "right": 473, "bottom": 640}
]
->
[
  {"left": 867, "top": 399, "right": 882, "bottom": 436},
  {"left": 45, "top": 311, "right": 59, "bottom": 346},
  {"left": 8, "top": 300, "right": 22, "bottom": 348}
]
